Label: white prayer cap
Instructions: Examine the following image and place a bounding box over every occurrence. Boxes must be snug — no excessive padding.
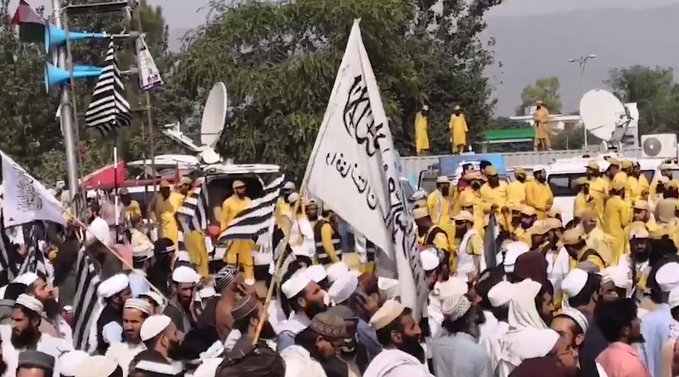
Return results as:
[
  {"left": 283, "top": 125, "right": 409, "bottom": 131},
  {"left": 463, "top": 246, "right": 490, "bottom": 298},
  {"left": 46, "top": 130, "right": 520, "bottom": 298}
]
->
[
  {"left": 281, "top": 271, "right": 312, "bottom": 299},
  {"left": 669, "top": 286, "right": 679, "bottom": 309},
  {"left": 326, "top": 262, "right": 350, "bottom": 283},
  {"left": 370, "top": 299, "right": 405, "bottom": 330},
  {"left": 193, "top": 358, "right": 222, "bottom": 377},
  {"left": 436, "top": 276, "right": 468, "bottom": 300},
  {"left": 378, "top": 277, "right": 400, "bottom": 300},
  {"left": 86, "top": 191, "right": 97, "bottom": 199},
  {"left": 141, "top": 291, "right": 164, "bottom": 308},
  {"left": 601, "top": 266, "right": 629, "bottom": 290},
  {"left": 140, "top": 314, "right": 171, "bottom": 341},
  {"left": 176, "top": 251, "right": 191, "bottom": 263},
  {"left": 502, "top": 241, "right": 530, "bottom": 273},
  {"left": 287, "top": 192, "right": 300, "bottom": 204},
  {"left": 283, "top": 181, "right": 296, "bottom": 190},
  {"left": 441, "top": 293, "right": 472, "bottom": 321},
  {"left": 328, "top": 274, "right": 358, "bottom": 305},
  {"left": 58, "top": 350, "right": 89, "bottom": 377},
  {"left": 97, "top": 273, "right": 129, "bottom": 298},
  {"left": 655, "top": 262, "right": 679, "bottom": 292},
  {"left": 513, "top": 328, "right": 560, "bottom": 359},
  {"left": 124, "top": 298, "right": 153, "bottom": 316},
  {"left": 306, "top": 265, "right": 328, "bottom": 283},
  {"left": 558, "top": 307, "right": 589, "bottom": 333},
  {"left": 13, "top": 272, "right": 39, "bottom": 286},
  {"left": 561, "top": 269, "right": 589, "bottom": 298},
  {"left": 488, "top": 281, "right": 513, "bottom": 308},
  {"left": 15, "top": 294, "right": 43, "bottom": 313},
  {"left": 199, "top": 286, "right": 217, "bottom": 299},
  {"left": 172, "top": 266, "right": 200, "bottom": 284},
  {"left": 74, "top": 355, "right": 118, "bottom": 377},
  {"left": 420, "top": 248, "right": 441, "bottom": 271}
]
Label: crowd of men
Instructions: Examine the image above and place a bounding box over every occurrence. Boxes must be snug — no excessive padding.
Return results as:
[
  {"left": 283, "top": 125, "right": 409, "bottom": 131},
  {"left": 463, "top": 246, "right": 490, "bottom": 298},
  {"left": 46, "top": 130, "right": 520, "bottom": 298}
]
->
[{"left": 0, "top": 155, "right": 679, "bottom": 377}]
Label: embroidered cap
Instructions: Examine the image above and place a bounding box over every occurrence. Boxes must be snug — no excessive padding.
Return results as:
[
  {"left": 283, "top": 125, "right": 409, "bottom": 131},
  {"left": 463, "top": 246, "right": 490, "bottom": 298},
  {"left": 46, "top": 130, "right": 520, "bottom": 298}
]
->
[{"left": 310, "top": 312, "right": 349, "bottom": 339}]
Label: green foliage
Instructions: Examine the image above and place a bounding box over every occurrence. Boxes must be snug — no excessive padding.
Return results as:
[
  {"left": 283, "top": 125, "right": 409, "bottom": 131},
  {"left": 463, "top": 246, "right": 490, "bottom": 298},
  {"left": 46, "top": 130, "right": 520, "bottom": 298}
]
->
[
  {"left": 173, "top": 0, "right": 501, "bottom": 180},
  {"left": 606, "top": 65, "right": 679, "bottom": 135},
  {"left": 516, "top": 76, "right": 563, "bottom": 115}
]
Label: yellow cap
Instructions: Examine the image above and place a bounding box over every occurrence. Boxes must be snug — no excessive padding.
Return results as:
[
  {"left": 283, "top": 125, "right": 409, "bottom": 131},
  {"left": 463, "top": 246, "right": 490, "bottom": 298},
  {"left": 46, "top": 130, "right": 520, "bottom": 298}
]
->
[
  {"left": 560, "top": 227, "right": 584, "bottom": 246},
  {"left": 536, "top": 100, "right": 544, "bottom": 105},
  {"left": 485, "top": 166, "right": 499, "bottom": 176},
  {"left": 656, "top": 198, "right": 679, "bottom": 223},
  {"left": 520, "top": 205, "right": 536, "bottom": 216},
  {"left": 621, "top": 160, "right": 634, "bottom": 170},
  {"left": 460, "top": 198, "right": 475, "bottom": 208},
  {"left": 118, "top": 187, "right": 129, "bottom": 195},
  {"left": 180, "top": 177, "right": 192, "bottom": 186},
  {"left": 668, "top": 180, "right": 679, "bottom": 189},
  {"left": 544, "top": 217, "right": 563, "bottom": 231},
  {"left": 586, "top": 161, "right": 600, "bottom": 170},
  {"left": 159, "top": 180, "right": 171, "bottom": 189},
  {"left": 232, "top": 180, "right": 245, "bottom": 189},
  {"left": 606, "top": 157, "right": 620, "bottom": 166},
  {"left": 452, "top": 210, "right": 475, "bottom": 222},
  {"left": 628, "top": 222, "right": 650, "bottom": 240},
  {"left": 436, "top": 176, "right": 450, "bottom": 184},
  {"left": 658, "top": 176, "right": 670, "bottom": 184},
  {"left": 463, "top": 171, "right": 487, "bottom": 182},
  {"left": 514, "top": 168, "right": 527, "bottom": 177},
  {"left": 454, "top": 105, "right": 461, "bottom": 110},
  {"left": 611, "top": 175, "right": 626, "bottom": 191},
  {"left": 413, "top": 207, "right": 429, "bottom": 220},
  {"left": 633, "top": 200, "right": 650, "bottom": 211},
  {"left": 650, "top": 225, "right": 671, "bottom": 240},
  {"left": 528, "top": 220, "right": 549, "bottom": 235},
  {"left": 574, "top": 177, "right": 589, "bottom": 186}
]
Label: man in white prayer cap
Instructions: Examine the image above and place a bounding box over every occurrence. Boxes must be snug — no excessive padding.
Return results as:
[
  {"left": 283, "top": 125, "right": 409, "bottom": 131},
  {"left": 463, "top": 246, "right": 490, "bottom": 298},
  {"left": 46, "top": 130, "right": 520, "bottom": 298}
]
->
[
  {"left": 163, "top": 265, "right": 200, "bottom": 334},
  {"left": 305, "top": 264, "right": 329, "bottom": 290},
  {"left": 431, "top": 283, "right": 493, "bottom": 377},
  {"left": 599, "top": 266, "right": 629, "bottom": 302},
  {"left": 559, "top": 268, "right": 608, "bottom": 377},
  {"left": 58, "top": 350, "right": 89, "bottom": 377},
  {"left": 326, "top": 262, "right": 350, "bottom": 283},
  {"left": 95, "top": 273, "right": 132, "bottom": 355},
  {"left": 4, "top": 295, "right": 73, "bottom": 375},
  {"left": 277, "top": 270, "right": 327, "bottom": 351},
  {"left": 552, "top": 307, "right": 589, "bottom": 371},
  {"left": 481, "top": 280, "right": 512, "bottom": 373},
  {"left": 363, "top": 300, "right": 433, "bottom": 377},
  {"left": 106, "top": 299, "right": 153, "bottom": 376},
  {"left": 500, "top": 241, "right": 529, "bottom": 279},
  {"left": 328, "top": 274, "right": 358, "bottom": 306},
  {"left": 131, "top": 315, "right": 184, "bottom": 376},
  {"left": 641, "top": 261, "right": 679, "bottom": 377}
]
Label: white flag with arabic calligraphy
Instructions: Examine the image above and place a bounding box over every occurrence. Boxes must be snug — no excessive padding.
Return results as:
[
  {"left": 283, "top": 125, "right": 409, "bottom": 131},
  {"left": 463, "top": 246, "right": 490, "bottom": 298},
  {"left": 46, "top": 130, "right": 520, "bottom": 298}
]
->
[
  {"left": 303, "top": 20, "right": 426, "bottom": 318},
  {"left": 1, "top": 151, "right": 66, "bottom": 227}
]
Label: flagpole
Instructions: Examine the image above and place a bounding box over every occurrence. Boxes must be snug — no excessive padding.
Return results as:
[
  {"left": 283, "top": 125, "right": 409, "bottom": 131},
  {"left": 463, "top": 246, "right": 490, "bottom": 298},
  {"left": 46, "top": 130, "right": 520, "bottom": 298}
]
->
[{"left": 251, "top": 192, "right": 304, "bottom": 345}]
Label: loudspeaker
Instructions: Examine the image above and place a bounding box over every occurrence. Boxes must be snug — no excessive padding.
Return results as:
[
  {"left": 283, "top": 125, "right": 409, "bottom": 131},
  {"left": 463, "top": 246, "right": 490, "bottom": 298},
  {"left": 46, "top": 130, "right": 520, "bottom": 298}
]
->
[
  {"left": 44, "top": 23, "right": 108, "bottom": 54},
  {"left": 44, "top": 63, "right": 102, "bottom": 93}
]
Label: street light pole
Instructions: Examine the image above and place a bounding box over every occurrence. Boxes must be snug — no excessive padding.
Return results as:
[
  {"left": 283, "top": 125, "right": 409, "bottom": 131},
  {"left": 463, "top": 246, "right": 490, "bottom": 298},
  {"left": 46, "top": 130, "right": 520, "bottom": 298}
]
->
[{"left": 568, "top": 54, "right": 596, "bottom": 151}]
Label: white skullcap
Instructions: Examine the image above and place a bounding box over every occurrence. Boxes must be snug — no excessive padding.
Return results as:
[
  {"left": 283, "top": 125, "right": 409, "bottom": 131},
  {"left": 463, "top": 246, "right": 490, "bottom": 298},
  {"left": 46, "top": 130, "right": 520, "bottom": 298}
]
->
[
  {"left": 97, "top": 273, "right": 129, "bottom": 298},
  {"left": 176, "top": 251, "right": 191, "bottom": 262},
  {"left": 58, "top": 350, "right": 89, "bottom": 377},
  {"left": 281, "top": 271, "right": 312, "bottom": 299},
  {"left": 140, "top": 314, "right": 171, "bottom": 341},
  {"left": 601, "top": 266, "right": 629, "bottom": 290},
  {"left": 670, "top": 286, "right": 679, "bottom": 309},
  {"left": 488, "top": 281, "right": 513, "bottom": 308},
  {"left": 512, "top": 328, "right": 560, "bottom": 359},
  {"left": 561, "top": 268, "right": 589, "bottom": 298},
  {"left": 441, "top": 293, "right": 472, "bottom": 321},
  {"left": 124, "top": 298, "right": 153, "bottom": 316},
  {"left": 420, "top": 248, "right": 441, "bottom": 271},
  {"left": 436, "top": 277, "right": 468, "bottom": 300},
  {"left": 13, "top": 272, "right": 39, "bottom": 286},
  {"left": 172, "top": 266, "right": 200, "bottom": 284},
  {"left": 378, "top": 277, "right": 400, "bottom": 300},
  {"left": 502, "top": 241, "right": 530, "bottom": 273},
  {"left": 141, "top": 291, "right": 164, "bottom": 308},
  {"left": 74, "top": 355, "right": 118, "bottom": 377},
  {"left": 558, "top": 307, "right": 589, "bottom": 333},
  {"left": 656, "top": 262, "right": 679, "bottom": 292},
  {"left": 86, "top": 191, "right": 97, "bottom": 199},
  {"left": 15, "top": 294, "right": 43, "bottom": 313},
  {"left": 370, "top": 299, "right": 405, "bottom": 330},
  {"left": 326, "top": 262, "right": 350, "bottom": 283},
  {"left": 198, "top": 286, "right": 217, "bottom": 299},
  {"left": 305, "top": 265, "right": 328, "bottom": 283},
  {"left": 328, "top": 274, "right": 358, "bottom": 305},
  {"left": 193, "top": 358, "right": 222, "bottom": 377}
]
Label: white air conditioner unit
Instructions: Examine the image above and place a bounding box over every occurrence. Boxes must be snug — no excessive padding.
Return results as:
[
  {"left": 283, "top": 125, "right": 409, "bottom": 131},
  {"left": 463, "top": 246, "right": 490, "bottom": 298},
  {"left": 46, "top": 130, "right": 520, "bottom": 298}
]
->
[{"left": 641, "top": 133, "right": 678, "bottom": 158}]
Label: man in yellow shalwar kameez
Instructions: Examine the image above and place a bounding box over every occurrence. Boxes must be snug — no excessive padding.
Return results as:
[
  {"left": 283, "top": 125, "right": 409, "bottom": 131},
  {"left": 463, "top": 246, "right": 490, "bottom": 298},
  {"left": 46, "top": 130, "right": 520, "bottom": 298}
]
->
[
  {"left": 175, "top": 177, "right": 211, "bottom": 277},
  {"left": 118, "top": 188, "right": 142, "bottom": 223},
  {"left": 149, "top": 180, "right": 186, "bottom": 253},
  {"left": 449, "top": 105, "right": 468, "bottom": 154},
  {"left": 603, "top": 177, "right": 630, "bottom": 265},
  {"left": 415, "top": 105, "right": 430, "bottom": 155},
  {"left": 525, "top": 169, "right": 553, "bottom": 220},
  {"left": 586, "top": 161, "right": 609, "bottom": 225},
  {"left": 507, "top": 168, "right": 527, "bottom": 208},
  {"left": 427, "top": 176, "right": 451, "bottom": 225},
  {"left": 533, "top": 100, "right": 552, "bottom": 151},
  {"left": 573, "top": 177, "right": 591, "bottom": 219},
  {"left": 579, "top": 208, "right": 614, "bottom": 266},
  {"left": 480, "top": 165, "right": 509, "bottom": 230},
  {"left": 221, "top": 180, "right": 256, "bottom": 283}
]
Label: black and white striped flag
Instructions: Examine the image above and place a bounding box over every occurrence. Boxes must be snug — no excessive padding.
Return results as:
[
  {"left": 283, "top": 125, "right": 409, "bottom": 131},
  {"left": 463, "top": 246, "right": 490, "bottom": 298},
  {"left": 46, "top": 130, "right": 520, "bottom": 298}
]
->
[
  {"left": 16, "top": 224, "right": 47, "bottom": 278},
  {"left": 72, "top": 248, "right": 101, "bottom": 351},
  {"left": 85, "top": 41, "right": 132, "bottom": 135},
  {"left": 218, "top": 174, "right": 284, "bottom": 243},
  {"left": 176, "top": 178, "right": 209, "bottom": 234}
]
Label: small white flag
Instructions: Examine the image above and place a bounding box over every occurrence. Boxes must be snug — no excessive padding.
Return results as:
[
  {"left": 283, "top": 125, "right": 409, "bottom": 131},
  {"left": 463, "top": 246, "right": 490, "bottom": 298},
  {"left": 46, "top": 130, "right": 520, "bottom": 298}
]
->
[
  {"left": 136, "top": 34, "right": 164, "bottom": 91},
  {"left": 303, "top": 20, "right": 426, "bottom": 318},
  {"left": 1, "top": 150, "right": 65, "bottom": 227}
]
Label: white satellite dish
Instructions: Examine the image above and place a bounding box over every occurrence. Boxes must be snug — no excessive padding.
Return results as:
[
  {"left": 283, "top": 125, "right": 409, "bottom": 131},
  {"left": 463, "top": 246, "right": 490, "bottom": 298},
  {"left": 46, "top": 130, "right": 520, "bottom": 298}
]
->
[
  {"left": 579, "top": 89, "right": 629, "bottom": 142},
  {"left": 200, "top": 82, "right": 227, "bottom": 149}
]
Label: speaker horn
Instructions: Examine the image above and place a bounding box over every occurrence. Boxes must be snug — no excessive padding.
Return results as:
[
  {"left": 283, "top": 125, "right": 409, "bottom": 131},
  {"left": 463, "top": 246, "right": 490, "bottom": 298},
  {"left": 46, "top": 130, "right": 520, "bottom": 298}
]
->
[
  {"left": 44, "top": 23, "right": 108, "bottom": 54},
  {"left": 44, "top": 63, "right": 102, "bottom": 93}
]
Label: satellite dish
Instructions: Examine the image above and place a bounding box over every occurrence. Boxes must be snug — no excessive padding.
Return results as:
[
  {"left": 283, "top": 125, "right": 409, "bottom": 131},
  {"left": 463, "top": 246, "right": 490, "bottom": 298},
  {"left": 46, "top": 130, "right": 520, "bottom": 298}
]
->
[
  {"left": 579, "top": 89, "right": 628, "bottom": 142},
  {"left": 200, "top": 82, "right": 227, "bottom": 149}
]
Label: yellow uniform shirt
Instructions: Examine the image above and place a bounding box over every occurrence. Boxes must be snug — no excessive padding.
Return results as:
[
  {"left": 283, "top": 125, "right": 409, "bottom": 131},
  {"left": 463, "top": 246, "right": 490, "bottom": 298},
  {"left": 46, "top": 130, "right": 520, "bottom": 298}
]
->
[
  {"left": 525, "top": 180, "right": 554, "bottom": 219},
  {"left": 449, "top": 114, "right": 468, "bottom": 149},
  {"left": 506, "top": 181, "right": 526, "bottom": 208},
  {"left": 123, "top": 200, "right": 142, "bottom": 220},
  {"left": 588, "top": 177, "right": 609, "bottom": 224},
  {"left": 220, "top": 195, "right": 252, "bottom": 230},
  {"left": 427, "top": 190, "right": 451, "bottom": 225},
  {"left": 415, "top": 112, "right": 429, "bottom": 153},
  {"left": 582, "top": 227, "right": 613, "bottom": 266},
  {"left": 573, "top": 192, "right": 591, "bottom": 219},
  {"left": 602, "top": 195, "right": 630, "bottom": 264}
]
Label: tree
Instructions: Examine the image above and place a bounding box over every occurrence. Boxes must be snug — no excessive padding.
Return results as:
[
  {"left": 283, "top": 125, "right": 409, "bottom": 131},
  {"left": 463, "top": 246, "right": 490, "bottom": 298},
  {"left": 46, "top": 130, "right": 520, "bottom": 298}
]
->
[
  {"left": 606, "top": 65, "right": 679, "bottom": 135},
  {"left": 516, "top": 77, "right": 562, "bottom": 115},
  {"left": 171, "top": 0, "right": 502, "bottom": 180}
]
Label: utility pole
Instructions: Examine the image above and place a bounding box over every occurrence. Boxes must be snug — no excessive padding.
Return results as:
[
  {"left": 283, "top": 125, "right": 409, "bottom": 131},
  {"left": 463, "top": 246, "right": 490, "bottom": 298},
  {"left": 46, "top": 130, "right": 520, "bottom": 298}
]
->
[
  {"left": 568, "top": 54, "right": 597, "bottom": 151},
  {"left": 52, "top": 0, "right": 79, "bottom": 204}
]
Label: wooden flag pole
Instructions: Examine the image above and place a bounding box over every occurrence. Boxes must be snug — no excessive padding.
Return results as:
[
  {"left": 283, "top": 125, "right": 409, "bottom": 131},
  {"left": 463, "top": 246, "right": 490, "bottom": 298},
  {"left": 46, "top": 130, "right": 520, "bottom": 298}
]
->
[{"left": 251, "top": 190, "right": 305, "bottom": 346}]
